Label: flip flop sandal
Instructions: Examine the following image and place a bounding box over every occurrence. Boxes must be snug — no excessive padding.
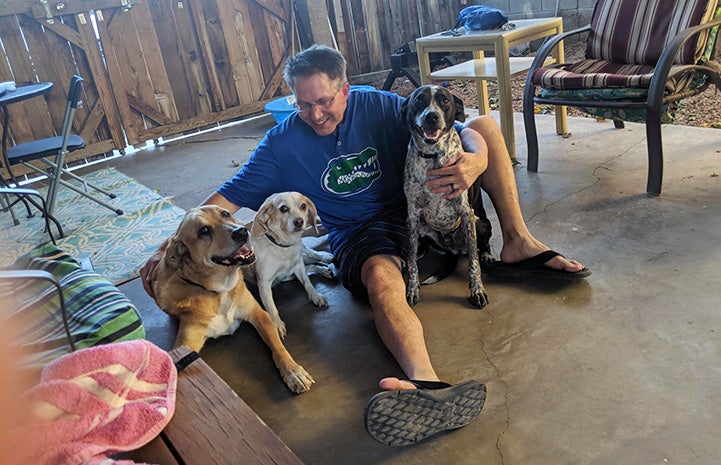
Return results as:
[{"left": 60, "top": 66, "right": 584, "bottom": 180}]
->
[
  {"left": 364, "top": 379, "right": 486, "bottom": 446},
  {"left": 485, "top": 250, "right": 592, "bottom": 280}
]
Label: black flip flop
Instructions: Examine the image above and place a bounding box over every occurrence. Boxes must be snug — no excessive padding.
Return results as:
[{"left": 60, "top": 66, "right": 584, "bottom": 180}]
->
[
  {"left": 364, "top": 379, "right": 487, "bottom": 446},
  {"left": 485, "top": 250, "right": 591, "bottom": 280}
]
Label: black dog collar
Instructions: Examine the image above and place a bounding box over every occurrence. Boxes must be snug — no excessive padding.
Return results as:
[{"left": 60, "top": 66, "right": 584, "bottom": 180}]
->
[
  {"left": 180, "top": 276, "right": 214, "bottom": 293},
  {"left": 264, "top": 232, "right": 293, "bottom": 248}
]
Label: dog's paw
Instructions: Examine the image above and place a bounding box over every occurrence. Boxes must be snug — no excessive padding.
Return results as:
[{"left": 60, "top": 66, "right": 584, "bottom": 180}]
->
[
  {"left": 319, "top": 265, "right": 336, "bottom": 280},
  {"left": 274, "top": 318, "right": 287, "bottom": 339},
  {"left": 310, "top": 291, "right": 328, "bottom": 308},
  {"left": 479, "top": 251, "right": 495, "bottom": 268},
  {"left": 316, "top": 250, "right": 334, "bottom": 264},
  {"left": 406, "top": 286, "right": 420, "bottom": 306},
  {"left": 468, "top": 289, "right": 490, "bottom": 308},
  {"left": 284, "top": 366, "right": 315, "bottom": 394},
  {"left": 306, "top": 263, "right": 335, "bottom": 280}
]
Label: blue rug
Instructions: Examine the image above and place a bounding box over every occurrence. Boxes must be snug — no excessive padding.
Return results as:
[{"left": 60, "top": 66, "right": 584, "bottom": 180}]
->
[{"left": 0, "top": 168, "right": 186, "bottom": 284}]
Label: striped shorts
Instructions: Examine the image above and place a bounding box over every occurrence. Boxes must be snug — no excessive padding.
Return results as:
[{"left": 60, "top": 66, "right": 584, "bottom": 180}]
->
[{"left": 334, "top": 201, "right": 410, "bottom": 298}]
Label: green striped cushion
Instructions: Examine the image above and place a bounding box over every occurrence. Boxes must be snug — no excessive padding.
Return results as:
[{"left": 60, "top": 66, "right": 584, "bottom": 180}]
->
[{"left": 3, "top": 243, "right": 145, "bottom": 369}]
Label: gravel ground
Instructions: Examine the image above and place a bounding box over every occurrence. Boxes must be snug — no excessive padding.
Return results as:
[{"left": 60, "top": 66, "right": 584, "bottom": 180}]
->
[{"left": 370, "top": 41, "right": 721, "bottom": 129}]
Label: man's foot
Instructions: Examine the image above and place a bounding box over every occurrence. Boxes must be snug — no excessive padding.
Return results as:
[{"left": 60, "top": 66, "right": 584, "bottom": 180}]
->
[
  {"left": 379, "top": 377, "right": 425, "bottom": 390},
  {"left": 501, "top": 248, "right": 584, "bottom": 272},
  {"left": 495, "top": 234, "right": 587, "bottom": 273},
  {"left": 487, "top": 250, "right": 591, "bottom": 280},
  {"left": 365, "top": 378, "right": 486, "bottom": 446}
]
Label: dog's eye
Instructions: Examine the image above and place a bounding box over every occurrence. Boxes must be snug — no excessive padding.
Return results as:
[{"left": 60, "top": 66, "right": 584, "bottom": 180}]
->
[
  {"left": 279, "top": 205, "right": 289, "bottom": 213},
  {"left": 300, "top": 203, "right": 307, "bottom": 211},
  {"left": 221, "top": 210, "right": 230, "bottom": 218},
  {"left": 198, "top": 225, "right": 211, "bottom": 237}
]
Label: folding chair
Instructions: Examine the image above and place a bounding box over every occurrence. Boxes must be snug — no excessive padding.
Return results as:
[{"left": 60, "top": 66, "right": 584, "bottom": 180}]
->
[
  {"left": 0, "top": 187, "right": 63, "bottom": 243},
  {"left": 3, "top": 75, "right": 123, "bottom": 215},
  {"left": 523, "top": 0, "right": 721, "bottom": 195}
]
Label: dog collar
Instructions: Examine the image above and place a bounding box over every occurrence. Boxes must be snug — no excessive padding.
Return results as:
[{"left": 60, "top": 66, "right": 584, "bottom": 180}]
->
[
  {"left": 419, "top": 151, "right": 440, "bottom": 159},
  {"left": 264, "top": 232, "right": 293, "bottom": 248},
  {"left": 180, "top": 276, "right": 215, "bottom": 293}
]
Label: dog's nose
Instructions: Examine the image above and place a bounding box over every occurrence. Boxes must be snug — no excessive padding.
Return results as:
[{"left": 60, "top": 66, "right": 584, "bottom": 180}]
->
[
  {"left": 424, "top": 112, "right": 440, "bottom": 123},
  {"left": 232, "top": 226, "right": 248, "bottom": 242},
  {"left": 293, "top": 217, "right": 304, "bottom": 229}
]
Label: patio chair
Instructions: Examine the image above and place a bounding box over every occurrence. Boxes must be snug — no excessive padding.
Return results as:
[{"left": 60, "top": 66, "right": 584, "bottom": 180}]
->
[
  {"left": 523, "top": 0, "right": 721, "bottom": 195},
  {"left": 3, "top": 75, "right": 122, "bottom": 215},
  {"left": 0, "top": 187, "right": 64, "bottom": 243}
]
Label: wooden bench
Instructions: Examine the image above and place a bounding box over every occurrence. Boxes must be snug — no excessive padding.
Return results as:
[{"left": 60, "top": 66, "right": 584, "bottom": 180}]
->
[{"left": 121, "top": 346, "right": 305, "bottom": 465}]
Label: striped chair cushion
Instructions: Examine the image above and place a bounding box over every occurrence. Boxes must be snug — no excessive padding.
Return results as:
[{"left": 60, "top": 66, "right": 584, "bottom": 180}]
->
[
  {"left": 531, "top": 0, "right": 719, "bottom": 91},
  {"left": 531, "top": 59, "right": 699, "bottom": 92},
  {"left": 2, "top": 243, "right": 145, "bottom": 370},
  {"left": 533, "top": 60, "right": 655, "bottom": 90},
  {"left": 588, "top": 0, "right": 717, "bottom": 66}
]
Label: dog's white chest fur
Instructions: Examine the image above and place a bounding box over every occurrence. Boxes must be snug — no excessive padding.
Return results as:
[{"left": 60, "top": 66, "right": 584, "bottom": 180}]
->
[
  {"left": 404, "top": 131, "right": 466, "bottom": 233},
  {"left": 253, "top": 238, "right": 304, "bottom": 285},
  {"left": 205, "top": 280, "right": 246, "bottom": 338}
]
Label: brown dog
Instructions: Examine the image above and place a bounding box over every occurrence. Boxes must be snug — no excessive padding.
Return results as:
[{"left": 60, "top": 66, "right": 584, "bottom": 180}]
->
[{"left": 150, "top": 205, "right": 314, "bottom": 393}]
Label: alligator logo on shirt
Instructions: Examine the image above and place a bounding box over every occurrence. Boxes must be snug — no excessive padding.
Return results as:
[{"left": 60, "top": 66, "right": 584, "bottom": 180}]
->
[{"left": 322, "top": 147, "right": 381, "bottom": 196}]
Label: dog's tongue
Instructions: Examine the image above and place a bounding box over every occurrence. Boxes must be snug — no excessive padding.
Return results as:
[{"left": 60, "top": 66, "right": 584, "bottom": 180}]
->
[
  {"left": 234, "top": 244, "right": 253, "bottom": 260},
  {"left": 421, "top": 127, "right": 442, "bottom": 143}
]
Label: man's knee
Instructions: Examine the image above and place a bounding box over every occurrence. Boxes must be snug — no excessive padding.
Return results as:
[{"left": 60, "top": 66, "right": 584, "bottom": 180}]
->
[
  {"left": 464, "top": 114, "right": 500, "bottom": 133},
  {"left": 361, "top": 255, "right": 404, "bottom": 292}
]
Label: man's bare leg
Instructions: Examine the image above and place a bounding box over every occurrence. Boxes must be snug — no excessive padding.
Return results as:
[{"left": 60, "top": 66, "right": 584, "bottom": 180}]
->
[
  {"left": 362, "top": 255, "right": 438, "bottom": 391},
  {"left": 467, "top": 116, "right": 585, "bottom": 272}
]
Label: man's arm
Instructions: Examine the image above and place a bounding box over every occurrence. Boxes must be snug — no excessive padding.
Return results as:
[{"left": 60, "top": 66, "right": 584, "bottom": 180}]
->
[
  {"left": 200, "top": 191, "right": 241, "bottom": 211},
  {"left": 425, "top": 126, "right": 488, "bottom": 199},
  {"left": 139, "top": 192, "right": 240, "bottom": 298}
]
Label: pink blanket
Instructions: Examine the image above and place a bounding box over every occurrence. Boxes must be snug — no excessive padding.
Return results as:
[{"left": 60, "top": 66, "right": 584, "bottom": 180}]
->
[{"left": 10, "top": 339, "right": 177, "bottom": 465}]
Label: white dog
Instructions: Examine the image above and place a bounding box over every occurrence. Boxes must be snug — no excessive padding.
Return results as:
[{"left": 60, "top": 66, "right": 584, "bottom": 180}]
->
[{"left": 246, "top": 191, "right": 334, "bottom": 337}]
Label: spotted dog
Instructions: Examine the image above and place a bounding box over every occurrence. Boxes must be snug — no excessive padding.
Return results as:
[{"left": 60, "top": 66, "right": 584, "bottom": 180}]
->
[{"left": 401, "top": 85, "right": 489, "bottom": 308}]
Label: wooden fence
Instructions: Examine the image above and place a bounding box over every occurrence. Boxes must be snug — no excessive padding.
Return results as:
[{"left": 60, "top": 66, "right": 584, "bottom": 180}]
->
[
  {"left": 0, "top": 0, "right": 466, "bottom": 179},
  {"left": 330, "top": 0, "right": 463, "bottom": 77}
]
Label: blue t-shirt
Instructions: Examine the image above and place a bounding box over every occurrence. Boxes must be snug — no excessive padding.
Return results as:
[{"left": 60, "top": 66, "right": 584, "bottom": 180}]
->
[{"left": 217, "top": 88, "right": 409, "bottom": 252}]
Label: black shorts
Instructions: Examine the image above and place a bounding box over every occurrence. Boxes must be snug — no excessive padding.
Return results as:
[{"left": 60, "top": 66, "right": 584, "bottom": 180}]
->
[
  {"left": 334, "top": 180, "right": 489, "bottom": 298},
  {"left": 334, "top": 201, "right": 409, "bottom": 298}
]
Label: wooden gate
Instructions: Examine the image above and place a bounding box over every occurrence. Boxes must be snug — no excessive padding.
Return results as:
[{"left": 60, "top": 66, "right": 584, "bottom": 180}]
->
[
  {"left": 0, "top": 0, "right": 294, "bottom": 178},
  {"left": 101, "top": 0, "right": 294, "bottom": 145}
]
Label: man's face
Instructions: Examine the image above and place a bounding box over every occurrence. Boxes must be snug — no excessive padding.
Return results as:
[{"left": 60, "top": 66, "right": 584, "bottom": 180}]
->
[{"left": 293, "top": 74, "right": 350, "bottom": 137}]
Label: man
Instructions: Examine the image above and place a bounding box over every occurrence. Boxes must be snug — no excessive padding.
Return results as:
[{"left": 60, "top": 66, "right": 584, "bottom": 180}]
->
[{"left": 141, "top": 44, "right": 589, "bottom": 446}]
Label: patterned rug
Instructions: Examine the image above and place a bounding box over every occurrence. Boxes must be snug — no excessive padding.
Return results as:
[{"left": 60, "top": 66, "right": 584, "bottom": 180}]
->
[{"left": 1, "top": 168, "right": 186, "bottom": 285}]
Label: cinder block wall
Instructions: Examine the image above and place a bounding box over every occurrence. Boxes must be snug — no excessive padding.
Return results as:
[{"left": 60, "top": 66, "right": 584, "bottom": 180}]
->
[{"left": 474, "top": 0, "right": 596, "bottom": 31}]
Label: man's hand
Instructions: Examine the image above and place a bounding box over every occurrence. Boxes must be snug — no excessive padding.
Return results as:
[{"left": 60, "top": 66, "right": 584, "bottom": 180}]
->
[
  {"left": 426, "top": 150, "right": 487, "bottom": 199},
  {"left": 425, "top": 126, "right": 488, "bottom": 199},
  {"left": 139, "top": 247, "right": 165, "bottom": 299}
]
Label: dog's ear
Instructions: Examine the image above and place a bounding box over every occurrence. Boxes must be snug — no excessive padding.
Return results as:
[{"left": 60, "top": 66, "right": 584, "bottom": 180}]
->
[
  {"left": 256, "top": 201, "right": 275, "bottom": 229},
  {"left": 165, "top": 235, "right": 188, "bottom": 271},
  {"left": 300, "top": 194, "right": 319, "bottom": 233},
  {"left": 400, "top": 96, "right": 411, "bottom": 126},
  {"left": 453, "top": 93, "right": 465, "bottom": 122}
]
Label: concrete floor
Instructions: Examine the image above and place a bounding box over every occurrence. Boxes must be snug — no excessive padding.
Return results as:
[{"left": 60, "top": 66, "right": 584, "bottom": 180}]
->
[{"left": 112, "top": 110, "right": 721, "bottom": 465}]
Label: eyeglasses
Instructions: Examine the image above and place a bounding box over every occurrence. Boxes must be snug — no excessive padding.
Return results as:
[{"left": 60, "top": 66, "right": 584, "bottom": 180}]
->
[{"left": 292, "top": 87, "right": 341, "bottom": 113}]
